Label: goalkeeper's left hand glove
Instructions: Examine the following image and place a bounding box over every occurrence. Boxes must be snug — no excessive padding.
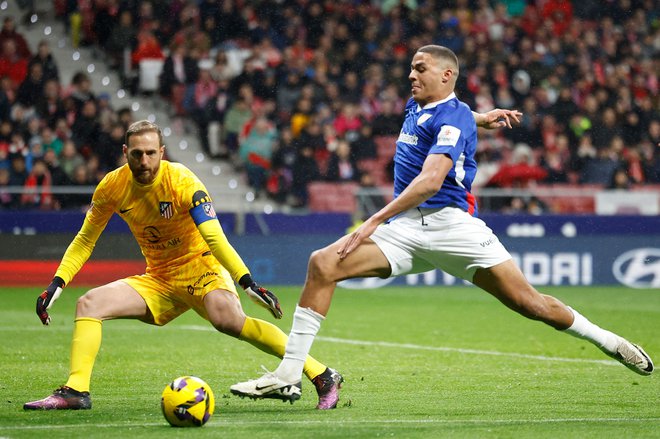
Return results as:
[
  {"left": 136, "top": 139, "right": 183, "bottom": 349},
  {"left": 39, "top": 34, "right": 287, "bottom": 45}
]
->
[
  {"left": 36, "top": 276, "right": 65, "bottom": 325},
  {"left": 239, "top": 274, "right": 283, "bottom": 319}
]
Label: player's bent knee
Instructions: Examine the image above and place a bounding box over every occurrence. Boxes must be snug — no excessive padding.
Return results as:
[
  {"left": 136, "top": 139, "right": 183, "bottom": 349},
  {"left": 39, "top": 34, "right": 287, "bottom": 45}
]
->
[
  {"left": 75, "top": 290, "right": 101, "bottom": 318},
  {"left": 307, "top": 248, "right": 340, "bottom": 283}
]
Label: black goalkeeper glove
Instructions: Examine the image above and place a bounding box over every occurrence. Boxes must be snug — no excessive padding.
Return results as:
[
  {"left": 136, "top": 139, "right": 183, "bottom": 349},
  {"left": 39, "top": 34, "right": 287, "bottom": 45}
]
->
[
  {"left": 239, "top": 274, "right": 283, "bottom": 319},
  {"left": 36, "top": 276, "right": 65, "bottom": 325}
]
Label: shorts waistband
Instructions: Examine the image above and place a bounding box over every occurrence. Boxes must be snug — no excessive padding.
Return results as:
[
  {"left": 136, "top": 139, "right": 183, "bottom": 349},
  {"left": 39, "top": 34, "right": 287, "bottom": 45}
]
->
[{"left": 417, "top": 207, "right": 446, "bottom": 215}]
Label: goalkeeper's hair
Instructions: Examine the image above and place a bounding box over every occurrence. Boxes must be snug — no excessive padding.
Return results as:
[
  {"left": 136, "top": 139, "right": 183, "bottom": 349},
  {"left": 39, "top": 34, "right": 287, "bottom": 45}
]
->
[{"left": 125, "top": 120, "right": 164, "bottom": 147}]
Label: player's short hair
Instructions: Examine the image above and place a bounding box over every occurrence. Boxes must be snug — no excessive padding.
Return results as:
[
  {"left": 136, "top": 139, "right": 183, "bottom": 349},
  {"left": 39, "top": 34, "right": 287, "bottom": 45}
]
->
[
  {"left": 417, "top": 45, "right": 459, "bottom": 76},
  {"left": 125, "top": 120, "right": 164, "bottom": 147}
]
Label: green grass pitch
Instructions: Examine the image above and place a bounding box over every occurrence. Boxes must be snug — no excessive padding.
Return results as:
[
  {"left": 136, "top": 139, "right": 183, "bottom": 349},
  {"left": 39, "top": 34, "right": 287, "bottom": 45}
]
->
[{"left": 1, "top": 285, "right": 658, "bottom": 438}]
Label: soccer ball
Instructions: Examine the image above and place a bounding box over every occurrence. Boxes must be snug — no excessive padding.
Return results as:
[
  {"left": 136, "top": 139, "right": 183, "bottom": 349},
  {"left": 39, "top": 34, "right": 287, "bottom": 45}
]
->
[{"left": 161, "top": 376, "right": 215, "bottom": 427}]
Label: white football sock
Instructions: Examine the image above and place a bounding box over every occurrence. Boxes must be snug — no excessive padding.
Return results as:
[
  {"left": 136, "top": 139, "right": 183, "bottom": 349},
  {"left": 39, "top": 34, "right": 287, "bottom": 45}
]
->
[
  {"left": 275, "top": 305, "right": 324, "bottom": 382},
  {"left": 563, "top": 307, "right": 620, "bottom": 353}
]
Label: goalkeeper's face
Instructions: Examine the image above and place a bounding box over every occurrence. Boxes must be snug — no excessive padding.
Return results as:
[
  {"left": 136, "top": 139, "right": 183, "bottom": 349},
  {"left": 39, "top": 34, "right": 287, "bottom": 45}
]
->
[{"left": 123, "top": 131, "right": 165, "bottom": 185}]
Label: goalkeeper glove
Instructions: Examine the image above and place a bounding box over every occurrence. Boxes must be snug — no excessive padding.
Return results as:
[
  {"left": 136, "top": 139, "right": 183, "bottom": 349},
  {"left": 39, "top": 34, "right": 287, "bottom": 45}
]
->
[
  {"left": 36, "top": 276, "right": 65, "bottom": 325},
  {"left": 239, "top": 274, "right": 283, "bottom": 319}
]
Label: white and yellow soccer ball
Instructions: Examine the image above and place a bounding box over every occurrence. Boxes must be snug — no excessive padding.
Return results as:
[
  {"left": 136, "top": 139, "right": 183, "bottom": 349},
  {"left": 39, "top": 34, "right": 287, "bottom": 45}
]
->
[{"left": 161, "top": 376, "right": 215, "bottom": 427}]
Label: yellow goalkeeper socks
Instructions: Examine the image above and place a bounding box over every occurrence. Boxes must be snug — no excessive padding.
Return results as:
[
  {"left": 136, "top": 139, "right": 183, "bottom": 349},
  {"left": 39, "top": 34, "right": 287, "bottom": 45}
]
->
[
  {"left": 239, "top": 316, "right": 326, "bottom": 380},
  {"left": 65, "top": 317, "right": 102, "bottom": 393}
]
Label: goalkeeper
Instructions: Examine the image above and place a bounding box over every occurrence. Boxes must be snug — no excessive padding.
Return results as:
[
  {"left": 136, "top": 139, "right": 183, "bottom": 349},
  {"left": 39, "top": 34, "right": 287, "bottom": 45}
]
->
[{"left": 24, "top": 120, "right": 343, "bottom": 411}]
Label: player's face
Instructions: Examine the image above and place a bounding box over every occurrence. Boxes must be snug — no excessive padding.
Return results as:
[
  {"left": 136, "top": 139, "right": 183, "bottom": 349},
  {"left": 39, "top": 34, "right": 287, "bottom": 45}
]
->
[
  {"left": 123, "top": 131, "right": 164, "bottom": 185},
  {"left": 409, "top": 52, "right": 453, "bottom": 106}
]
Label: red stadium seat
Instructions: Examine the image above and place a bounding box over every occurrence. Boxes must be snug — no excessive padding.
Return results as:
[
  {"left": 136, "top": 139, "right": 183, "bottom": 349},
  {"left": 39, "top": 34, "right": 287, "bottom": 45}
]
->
[{"left": 307, "top": 182, "right": 360, "bottom": 213}]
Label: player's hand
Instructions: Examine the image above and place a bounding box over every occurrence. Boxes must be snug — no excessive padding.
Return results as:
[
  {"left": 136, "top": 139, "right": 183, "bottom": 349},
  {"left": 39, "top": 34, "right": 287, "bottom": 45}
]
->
[
  {"left": 239, "top": 274, "right": 283, "bottom": 319},
  {"left": 36, "top": 276, "right": 65, "bottom": 325},
  {"left": 478, "top": 109, "right": 523, "bottom": 129},
  {"left": 337, "top": 217, "right": 379, "bottom": 260}
]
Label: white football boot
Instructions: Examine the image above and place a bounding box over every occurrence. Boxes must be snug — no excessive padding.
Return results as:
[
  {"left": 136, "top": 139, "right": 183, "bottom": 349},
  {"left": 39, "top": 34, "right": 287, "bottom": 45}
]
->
[
  {"left": 231, "top": 368, "right": 302, "bottom": 403},
  {"left": 602, "top": 338, "right": 654, "bottom": 376}
]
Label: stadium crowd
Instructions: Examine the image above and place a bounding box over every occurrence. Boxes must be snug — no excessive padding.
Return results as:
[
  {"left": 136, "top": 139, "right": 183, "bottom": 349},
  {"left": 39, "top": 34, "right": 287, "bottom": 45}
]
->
[{"left": 0, "top": 0, "right": 658, "bottom": 212}]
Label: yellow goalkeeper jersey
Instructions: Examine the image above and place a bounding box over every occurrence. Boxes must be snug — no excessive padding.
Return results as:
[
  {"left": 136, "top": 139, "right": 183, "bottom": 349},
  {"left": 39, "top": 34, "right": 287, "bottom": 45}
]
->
[{"left": 55, "top": 160, "right": 249, "bottom": 284}]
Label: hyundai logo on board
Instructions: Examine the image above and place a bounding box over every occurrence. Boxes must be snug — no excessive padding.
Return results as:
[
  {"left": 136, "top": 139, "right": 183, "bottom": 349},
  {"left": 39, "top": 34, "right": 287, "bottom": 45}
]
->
[{"left": 612, "top": 248, "right": 660, "bottom": 289}]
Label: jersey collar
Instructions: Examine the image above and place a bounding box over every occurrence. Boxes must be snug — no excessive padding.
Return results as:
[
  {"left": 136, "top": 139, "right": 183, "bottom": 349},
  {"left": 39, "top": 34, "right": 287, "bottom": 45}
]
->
[{"left": 416, "top": 92, "right": 457, "bottom": 112}]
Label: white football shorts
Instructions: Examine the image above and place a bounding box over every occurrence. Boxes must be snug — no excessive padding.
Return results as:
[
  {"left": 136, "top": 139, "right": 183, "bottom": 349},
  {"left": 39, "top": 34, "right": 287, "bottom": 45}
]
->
[{"left": 370, "top": 206, "right": 512, "bottom": 282}]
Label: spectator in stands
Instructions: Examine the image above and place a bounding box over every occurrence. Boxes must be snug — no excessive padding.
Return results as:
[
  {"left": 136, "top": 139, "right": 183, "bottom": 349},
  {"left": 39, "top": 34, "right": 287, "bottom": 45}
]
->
[
  {"left": 28, "top": 40, "right": 59, "bottom": 82},
  {"left": 35, "top": 78, "right": 65, "bottom": 128},
  {"left": 0, "top": 76, "right": 12, "bottom": 121},
  {"left": 0, "top": 16, "right": 31, "bottom": 59},
  {"left": 131, "top": 29, "right": 165, "bottom": 70},
  {"left": 40, "top": 125, "right": 64, "bottom": 156},
  {"left": 202, "top": 78, "right": 231, "bottom": 158},
  {"left": 333, "top": 102, "right": 363, "bottom": 142},
  {"left": 268, "top": 126, "right": 296, "bottom": 203},
  {"left": 609, "top": 167, "right": 631, "bottom": 191},
  {"left": 59, "top": 139, "right": 85, "bottom": 182},
  {"left": 371, "top": 98, "right": 402, "bottom": 136},
  {"left": 325, "top": 139, "right": 361, "bottom": 183},
  {"left": 159, "top": 42, "right": 198, "bottom": 117},
  {"left": 223, "top": 96, "right": 252, "bottom": 157},
  {"left": 95, "top": 123, "right": 124, "bottom": 172},
  {"left": 291, "top": 144, "right": 321, "bottom": 208},
  {"left": 63, "top": 163, "right": 93, "bottom": 209},
  {"left": 95, "top": 93, "right": 115, "bottom": 131},
  {"left": 209, "top": 49, "right": 241, "bottom": 83},
  {"left": 276, "top": 72, "right": 303, "bottom": 121},
  {"left": 104, "top": 10, "right": 136, "bottom": 72},
  {"left": 66, "top": 71, "right": 95, "bottom": 115},
  {"left": 16, "top": 61, "right": 44, "bottom": 108},
  {"left": 239, "top": 116, "right": 277, "bottom": 195},
  {"left": 486, "top": 143, "right": 548, "bottom": 188},
  {"left": 21, "top": 158, "right": 53, "bottom": 209},
  {"left": 581, "top": 144, "right": 622, "bottom": 185},
  {"left": 0, "top": 39, "right": 29, "bottom": 89},
  {"left": 349, "top": 123, "right": 378, "bottom": 162},
  {"left": 71, "top": 100, "right": 101, "bottom": 158},
  {"left": 290, "top": 98, "right": 313, "bottom": 138},
  {"left": 8, "top": 153, "right": 28, "bottom": 187},
  {"left": 42, "top": 148, "right": 70, "bottom": 186},
  {"left": 189, "top": 64, "right": 218, "bottom": 154},
  {"left": 0, "top": 167, "right": 15, "bottom": 208},
  {"left": 591, "top": 107, "right": 624, "bottom": 150}
]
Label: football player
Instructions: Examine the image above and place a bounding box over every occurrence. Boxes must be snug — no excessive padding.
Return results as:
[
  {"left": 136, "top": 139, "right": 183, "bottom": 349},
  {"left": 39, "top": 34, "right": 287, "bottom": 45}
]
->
[{"left": 24, "top": 120, "right": 343, "bottom": 411}]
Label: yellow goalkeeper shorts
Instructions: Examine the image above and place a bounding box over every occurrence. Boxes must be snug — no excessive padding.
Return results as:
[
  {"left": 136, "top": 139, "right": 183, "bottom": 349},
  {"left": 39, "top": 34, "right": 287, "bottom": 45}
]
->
[{"left": 123, "top": 253, "right": 238, "bottom": 325}]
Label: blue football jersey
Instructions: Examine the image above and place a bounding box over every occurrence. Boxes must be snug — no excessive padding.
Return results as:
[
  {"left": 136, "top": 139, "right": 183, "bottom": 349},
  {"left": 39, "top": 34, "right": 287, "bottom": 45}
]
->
[{"left": 393, "top": 93, "right": 479, "bottom": 215}]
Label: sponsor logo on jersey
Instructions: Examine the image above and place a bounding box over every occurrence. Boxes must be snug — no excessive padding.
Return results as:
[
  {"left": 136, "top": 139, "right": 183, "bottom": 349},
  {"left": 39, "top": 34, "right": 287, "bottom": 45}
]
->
[
  {"left": 436, "top": 125, "right": 461, "bottom": 147},
  {"left": 612, "top": 248, "right": 660, "bottom": 289},
  {"left": 397, "top": 132, "right": 418, "bottom": 145},
  {"left": 143, "top": 226, "right": 161, "bottom": 243},
  {"left": 160, "top": 201, "right": 173, "bottom": 219}
]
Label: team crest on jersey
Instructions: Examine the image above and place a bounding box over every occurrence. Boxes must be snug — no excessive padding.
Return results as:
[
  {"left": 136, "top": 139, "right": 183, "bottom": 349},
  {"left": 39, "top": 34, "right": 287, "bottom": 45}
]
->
[
  {"left": 202, "top": 202, "right": 216, "bottom": 218},
  {"left": 436, "top": 125, "right": 461, "bottom": 147},
  {"left": 159, "top": 201, "right": 173, "bottom": 219}
]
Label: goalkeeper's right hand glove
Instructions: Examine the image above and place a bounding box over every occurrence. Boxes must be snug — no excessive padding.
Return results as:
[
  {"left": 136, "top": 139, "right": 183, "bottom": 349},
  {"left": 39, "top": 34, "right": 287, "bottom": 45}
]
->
[{"left": 36, "top": 276, "right": 65, "bottom": 325}]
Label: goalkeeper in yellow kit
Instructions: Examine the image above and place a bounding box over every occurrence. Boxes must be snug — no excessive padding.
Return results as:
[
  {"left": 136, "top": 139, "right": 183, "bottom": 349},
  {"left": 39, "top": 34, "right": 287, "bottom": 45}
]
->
[{"left": 23, "top": 120, "right": 343, "bottom": 411}]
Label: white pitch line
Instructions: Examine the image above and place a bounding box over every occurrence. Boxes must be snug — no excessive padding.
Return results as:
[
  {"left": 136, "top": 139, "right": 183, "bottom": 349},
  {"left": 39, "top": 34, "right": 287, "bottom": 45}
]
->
[
  {"left": 3, "top": 324, "right": 620, "bottom": 366},
  {"left": 178, "top": 325, "right": 619, "bottom": 367},
  {"left": 2, "top": 417, "right": 660, "bottom": 431}
]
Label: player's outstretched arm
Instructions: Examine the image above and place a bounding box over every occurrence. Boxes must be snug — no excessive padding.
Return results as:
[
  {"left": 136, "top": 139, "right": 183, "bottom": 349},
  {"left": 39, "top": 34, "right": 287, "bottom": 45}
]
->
[
  {"left": 36, "top": 276, "right": 65, "bottom": 325},
  {"left": 239, "top": 274, "right": 283, "bottom": 319},
  {"left": 473, "top": 109, "right": 522, "bottom": 129}
]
